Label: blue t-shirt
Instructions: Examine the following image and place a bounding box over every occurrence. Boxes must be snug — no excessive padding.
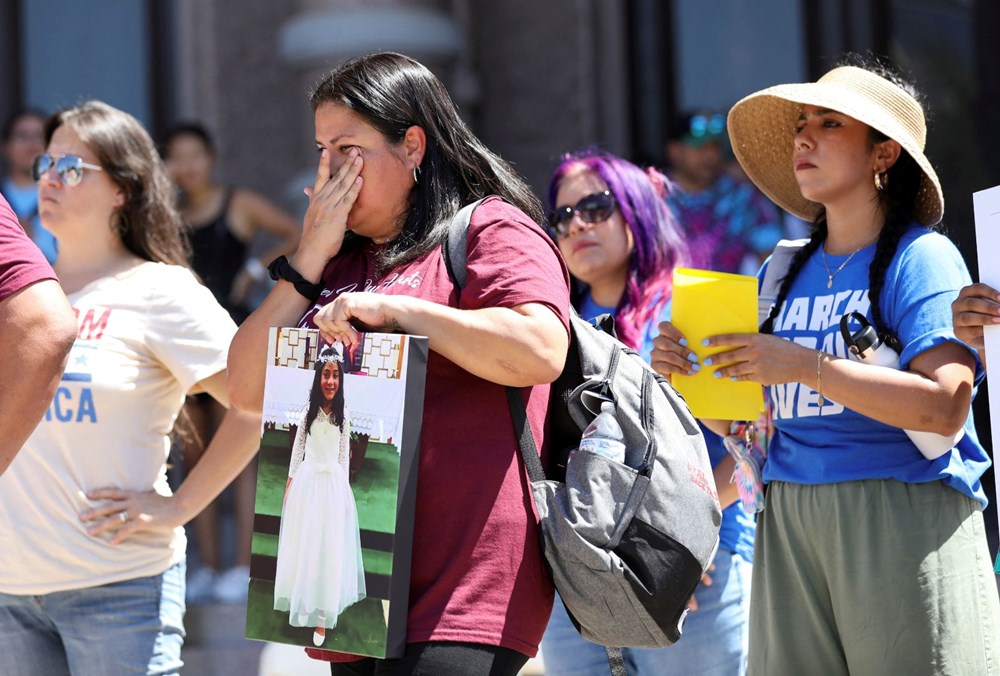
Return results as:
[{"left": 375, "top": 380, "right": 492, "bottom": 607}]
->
[
  {"left": 578, "top": 292, "right": 672, "bottom": 365},
  {"left": 579, "top": 290, "right": 756, "bottom": 561},
  {"left": 761, "top": 226, "right": 990, "bottom": 508},
  {"left": 0, "top": 179, "right": 58, "bottom": 264}
]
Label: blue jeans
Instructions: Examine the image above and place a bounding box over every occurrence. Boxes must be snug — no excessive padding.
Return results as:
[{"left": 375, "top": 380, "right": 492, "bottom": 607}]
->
[
  {"left": 0, "top": 559, "right": 186, "bottom": 676},
  {"left": 540, "top": 549, "right": 750, "bottom": 676}
]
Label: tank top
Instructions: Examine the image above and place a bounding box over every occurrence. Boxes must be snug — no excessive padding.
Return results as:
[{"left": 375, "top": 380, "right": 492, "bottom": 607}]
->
[{"left": 188, "top": 189, "right": 249, "bottom": 322}]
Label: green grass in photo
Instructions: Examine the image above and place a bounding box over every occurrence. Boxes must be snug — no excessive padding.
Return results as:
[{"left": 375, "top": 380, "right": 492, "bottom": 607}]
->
[
  {"left": 255, "top": 429, "right": 400, "bottom": 534},
  {"left": 245, "top": 578, "right": 388, "bottom": 657},
  {"left": 248, "top": 427, "right": 402, "bottom": 653}
]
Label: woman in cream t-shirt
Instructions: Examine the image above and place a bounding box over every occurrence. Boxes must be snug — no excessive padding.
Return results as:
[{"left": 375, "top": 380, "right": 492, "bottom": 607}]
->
[{"left": 0, "top": 101, "right": 261, "bottom": 675}]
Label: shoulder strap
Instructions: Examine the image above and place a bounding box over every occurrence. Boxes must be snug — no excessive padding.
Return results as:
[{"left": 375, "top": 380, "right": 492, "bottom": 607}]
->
[
  {"left": 442, "top": 196, "right": 548, "bottom": 482},
  {"left": 443, "top": 198, "right": 488, "bottom": 290},
  {"left": 506, "top": 387, "right": 547, "bottom": 483},
  {"left": 606, "top": 647, "right": 628, "bottom": 676},
  {"left": 758, "top": 238, "right": 808, "bottom": 326}
]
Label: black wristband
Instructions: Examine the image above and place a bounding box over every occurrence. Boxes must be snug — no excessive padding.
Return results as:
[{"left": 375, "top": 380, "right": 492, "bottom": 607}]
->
[{"left": 267, "top": 256, "right": 324, "bottom": 303}]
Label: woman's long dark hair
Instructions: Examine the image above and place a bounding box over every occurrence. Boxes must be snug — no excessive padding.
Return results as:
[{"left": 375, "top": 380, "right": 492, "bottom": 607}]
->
[
  {"left": 760, "top": 59, "right": 933, "bottom": 354},
  {"left": 44, "top": 101, "right": 190, "bottom": 267},
  {"left": 310, "top": 52, "right": 544, "bottom": 274},
  {"left": 304, "top": 347, "right": 345, "bottom": 435}
]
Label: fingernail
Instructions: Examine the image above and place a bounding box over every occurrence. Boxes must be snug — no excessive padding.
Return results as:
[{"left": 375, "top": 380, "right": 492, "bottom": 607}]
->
[
  {"left": 687, "top": 352, "right": 698, "bottom": 362},
  {"left": 679, "top": 338, "right": 688, "bottom": 347},
  {"left": 702, "top": 339, "right": 711, "bottom": 346},
  {"left": 713, "top": 371, "right": 722, "bottom": 379},
  {"left": 703, "top": 357, "right": 713, "bottom": 366},
  {"left": 691, "top": 364, "right": 701, "bottom": 372}
]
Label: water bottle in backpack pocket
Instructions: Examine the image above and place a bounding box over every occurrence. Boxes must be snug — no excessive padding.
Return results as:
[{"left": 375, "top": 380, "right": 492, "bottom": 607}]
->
[
  {"left": 839, "top": 311, "right": 964, "bottom": 459},
  {"left": 445, "top": 197, "right": 721, "bottom": 655},
  {"left": 577, "top": 401, "right": 627, "bottom": 465}
]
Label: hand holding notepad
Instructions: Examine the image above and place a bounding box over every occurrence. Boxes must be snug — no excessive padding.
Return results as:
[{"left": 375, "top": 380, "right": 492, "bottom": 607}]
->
[{"left": 669, "top": 268, "right": 763, "bottom": 420}]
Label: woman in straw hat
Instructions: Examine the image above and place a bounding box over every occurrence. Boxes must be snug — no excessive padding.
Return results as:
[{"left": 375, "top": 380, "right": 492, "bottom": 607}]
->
[{"left": 652, "top": 58, "right": 1000, "bottom": 674}]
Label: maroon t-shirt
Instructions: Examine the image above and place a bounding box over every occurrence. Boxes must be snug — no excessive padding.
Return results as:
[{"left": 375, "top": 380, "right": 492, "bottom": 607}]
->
[
  {"left": 302, "top": 198, "right": 570, "bottom": 661},
  {"left": 0, "top": 194, "right": 56, "bottom": 302}
]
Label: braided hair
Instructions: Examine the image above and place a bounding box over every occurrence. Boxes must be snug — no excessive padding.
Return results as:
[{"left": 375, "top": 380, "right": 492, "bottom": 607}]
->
[{"left": 760, "top": 61, "right": 935, "bottom": 352}]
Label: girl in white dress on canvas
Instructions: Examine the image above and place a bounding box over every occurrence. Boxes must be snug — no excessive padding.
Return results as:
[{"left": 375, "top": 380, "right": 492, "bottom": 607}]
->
[{"left": 274, "top": 346, "right": 366, "bottom": 647}]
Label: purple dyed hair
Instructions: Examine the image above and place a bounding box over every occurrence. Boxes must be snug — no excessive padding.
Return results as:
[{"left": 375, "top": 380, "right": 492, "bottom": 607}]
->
[{"left": 548, "top": 149, "right": 689, "bottom": 351}]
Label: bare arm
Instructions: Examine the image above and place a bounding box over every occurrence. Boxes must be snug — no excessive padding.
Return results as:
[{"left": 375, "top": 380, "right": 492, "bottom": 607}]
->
[
  {"left": 236, "top": 190, "right": 301, "bottom": 265},
  {"left": 706, "top": 333, "right": 973, "bottom": 437},
  {"left": 713, "top": 452, "right": 740, "bottom": 510},
  {"left": 227, "top": 191, "right": 302, "bottom": 306},
  {"left": 81, "top": 368, "right": 263, "bottom": 543},
  {"left": 228, "top": 282, "right": 315, "bottom": 412},
  {"left": 313, "top": 293, "right": 568, "bottom": 387},
  {"left": 652, "top": 318, "right": 972, "bottom": 437},
  {"left": 0, "top": 279, "right": 76, "bottom": 473}
]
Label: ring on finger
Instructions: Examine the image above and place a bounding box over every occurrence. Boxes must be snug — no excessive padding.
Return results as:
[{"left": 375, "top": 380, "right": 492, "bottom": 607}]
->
[{"left": 119, "top": 511, "right": 129, "bottom": 524}]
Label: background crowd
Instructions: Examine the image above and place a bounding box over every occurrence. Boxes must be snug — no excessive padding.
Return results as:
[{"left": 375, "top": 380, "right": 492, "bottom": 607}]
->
[{"left": 1, "top": 3, "right": 999, "bottom": 676}]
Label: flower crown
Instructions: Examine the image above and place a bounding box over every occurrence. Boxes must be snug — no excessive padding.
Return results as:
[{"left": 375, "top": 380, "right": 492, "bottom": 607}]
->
[{"left": 317, "top": 347, "right": 343, "bottom": 365}]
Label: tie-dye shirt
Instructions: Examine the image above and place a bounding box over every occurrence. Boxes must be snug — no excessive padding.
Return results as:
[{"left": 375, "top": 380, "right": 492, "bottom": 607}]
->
[{"left": 667, "top": 174, "right": 782, "bottom": 275}]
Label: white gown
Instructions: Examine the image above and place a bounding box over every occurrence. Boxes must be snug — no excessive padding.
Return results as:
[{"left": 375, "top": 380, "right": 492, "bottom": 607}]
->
[{"left": 273, "top": 407, "right": 366, "bottom": 628}]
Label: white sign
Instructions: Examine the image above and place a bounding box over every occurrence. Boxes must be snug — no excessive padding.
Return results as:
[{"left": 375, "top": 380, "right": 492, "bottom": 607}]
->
[{"left": 972, "top": 184, "right": 1000, "bottom": 557}]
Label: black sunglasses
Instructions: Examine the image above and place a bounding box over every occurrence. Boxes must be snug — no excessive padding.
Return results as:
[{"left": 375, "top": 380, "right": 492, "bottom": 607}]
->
[
  {"left": 32, "top": 153, "right": 104, "bottom": 187},
  {"left": 547, "top": 191, "right": 617, "bottom": 238}
]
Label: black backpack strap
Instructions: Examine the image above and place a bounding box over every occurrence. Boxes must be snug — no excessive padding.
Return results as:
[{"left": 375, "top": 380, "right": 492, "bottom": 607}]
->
[
  {"left": 443, "top": 198, "right": 488, "bottom": 290},
  {"left": 505, "top": 387, "right": 546, "bottom": 483},
  {"left": 605, "top": 647, "right": 628, "bottom": 676}
]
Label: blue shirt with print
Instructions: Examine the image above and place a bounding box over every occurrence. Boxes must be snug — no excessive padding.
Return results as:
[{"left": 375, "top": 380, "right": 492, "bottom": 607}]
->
[
  {"left": 579, "top": 291, "right": 756, "bottom": 562},
  {"left": 1, "top": 179, "right": 58, "bottom": 264},
  {"left": 761, "top": 226, "right": 990, "bottom": 508}
]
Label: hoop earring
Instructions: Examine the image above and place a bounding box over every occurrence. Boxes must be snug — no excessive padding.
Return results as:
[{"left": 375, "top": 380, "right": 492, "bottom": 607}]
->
[
  {"left": 874, "top": 170, "right": 888, "bottom": 192},
  {"left": 412, "top": 166, "right": 420, "bottom": 184}
]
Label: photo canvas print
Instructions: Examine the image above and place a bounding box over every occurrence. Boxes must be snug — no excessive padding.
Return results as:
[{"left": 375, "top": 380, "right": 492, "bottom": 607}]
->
[{"left": 246, "top": 327, "right": 427, "bottom": 658}]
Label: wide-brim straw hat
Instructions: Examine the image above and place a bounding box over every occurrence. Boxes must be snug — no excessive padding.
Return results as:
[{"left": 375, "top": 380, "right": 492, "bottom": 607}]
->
[{"left": 727, "top": 66, "right": 943, "bottom": 226}]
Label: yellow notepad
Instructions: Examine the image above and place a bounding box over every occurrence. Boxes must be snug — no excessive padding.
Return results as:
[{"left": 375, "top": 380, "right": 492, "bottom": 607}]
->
[{"left": 671, "top": 268, "right": 763, "bottom": 420}]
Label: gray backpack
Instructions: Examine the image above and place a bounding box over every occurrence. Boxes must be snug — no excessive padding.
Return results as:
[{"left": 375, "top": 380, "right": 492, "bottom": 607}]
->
[{"left": 445, "top": 199, "right": 722, "bottom": 654}]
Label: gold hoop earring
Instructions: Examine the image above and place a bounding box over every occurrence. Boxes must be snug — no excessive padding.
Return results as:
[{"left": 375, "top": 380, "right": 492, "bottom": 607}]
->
[{"left": 874, "top": 171, "right": 888, "bottom": 192}]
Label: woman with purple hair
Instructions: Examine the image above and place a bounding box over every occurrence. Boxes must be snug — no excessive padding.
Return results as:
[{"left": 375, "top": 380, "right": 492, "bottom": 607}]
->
[
  {"left": 541, "top": 150, "right": 754, "bottom": 676},
  {"left": 546, "top": 150, "right": 685, "bottom": 360}
]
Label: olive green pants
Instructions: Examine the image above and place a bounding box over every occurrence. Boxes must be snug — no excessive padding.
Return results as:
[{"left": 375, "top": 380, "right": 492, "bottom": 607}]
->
[{"left": 749, "top": 480, "right": 1000, "bottom": 676}]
